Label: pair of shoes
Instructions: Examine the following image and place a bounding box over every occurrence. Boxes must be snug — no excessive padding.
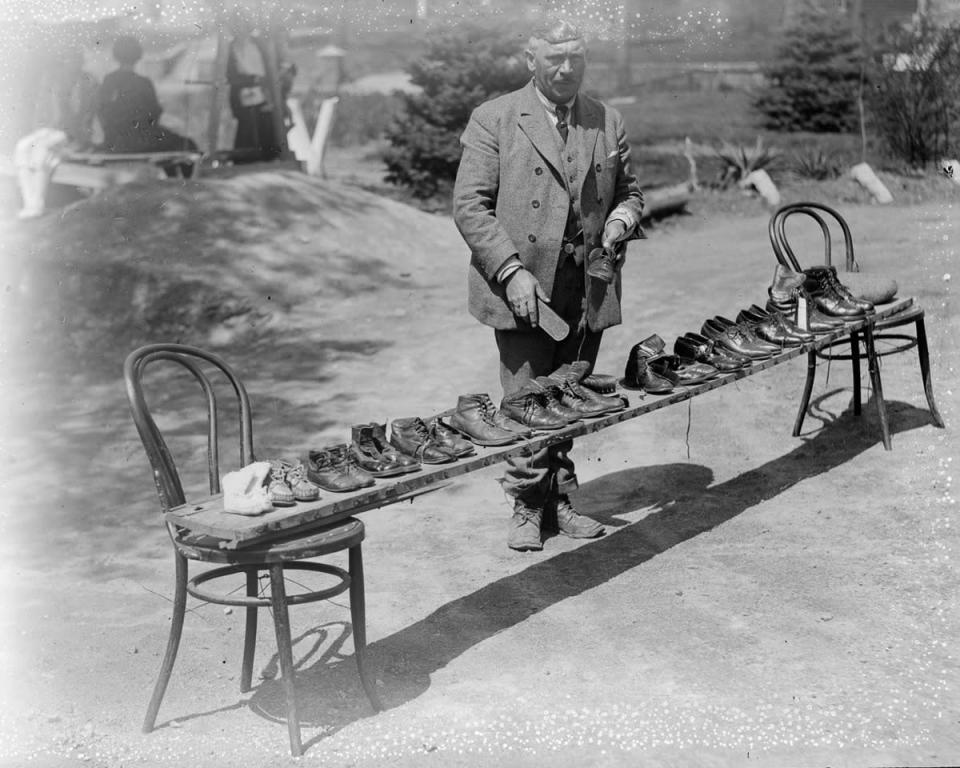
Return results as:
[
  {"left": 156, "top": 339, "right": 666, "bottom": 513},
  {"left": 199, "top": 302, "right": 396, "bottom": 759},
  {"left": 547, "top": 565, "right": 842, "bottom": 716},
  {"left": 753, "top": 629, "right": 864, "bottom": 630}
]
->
[
  {"left": 548, "top": 362, "right": 627, "bottom": 414},
  {"left": 648, "top": 354, "right": 719, "bottom": 387},
  {"left": 544, "top": 493, "right": 605, "bottom": 538},
  {"left": 674, "top": 333, "right": 752, "bottom": 372},
  {"left": 303, "top": 444, "right": 376, "bottom": 492},
  {"left": 768, "top": 264, "right": 855, "bottom": 334},
  {"left": 266, "top": 459, "right": 321, "bottom": 505},
  {"left": 527, "top": 378, "right": 584, "bottom": 424},
  {"left": 351, "top": 423, "right": 421, "bottom": 477},
  {"left": 737, "top": 305, "right": 814, "bottom": 345},
  {"left": 427, "top": 417, "right": 476, "bottom": 457},
  {"left": 701, "top": 317, "right": 778, "bottom": 360},
  {"left": 803, "top": 265, "right": 875, "bottom": 318},
  {"left": 222, "top": 461, "right": 274, "bottom": 515},
  {"left": 622, "top": 334, "right": 677, "bottom": 393},
  {"left": 447, "top": 394, "right": 527, "bottom": 446},
  {"left": 389, "top": 417, "right": 459, "bottom": 464},
  {"left": 500, "top": 387, "right": 570, "bottom": 431}
]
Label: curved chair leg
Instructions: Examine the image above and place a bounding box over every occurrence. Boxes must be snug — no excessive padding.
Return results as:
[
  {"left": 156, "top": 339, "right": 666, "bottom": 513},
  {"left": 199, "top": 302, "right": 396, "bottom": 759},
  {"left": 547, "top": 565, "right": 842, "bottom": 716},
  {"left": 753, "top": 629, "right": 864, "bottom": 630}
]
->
[
  {"left": 349, "top": 544, "right": 383, "bottom": 712},
  {"left": 850, "top": 331, "right": 861, "bottom": 416},
  {"left": 863, "top": 325, "right": 892, "bottom": 451},
  {"left": 915, "top": 316, "right": 946, "bottom": 428},
  {"left": 269, "top": 565, "right": 302, "bottom": 756},
  {"left": 143, "top": 552, "right": 189, "bottom": 733},
  {"left": 240, "top": 568, "right": 259, "bottom": 693},
  {"left": 793, "top": 350, "right": 817, "bottom": 436}
]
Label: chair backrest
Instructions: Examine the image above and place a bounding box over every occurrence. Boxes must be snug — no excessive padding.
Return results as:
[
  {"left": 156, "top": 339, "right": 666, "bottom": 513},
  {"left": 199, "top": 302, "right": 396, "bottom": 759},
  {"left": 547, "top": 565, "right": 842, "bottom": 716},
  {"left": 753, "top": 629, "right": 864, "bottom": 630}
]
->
[
  {"left": 768, "top": 202, "right": 860, "bottom": 273},
  {"left": 123, "top": 343, "right": 254, "bottom": 513}
]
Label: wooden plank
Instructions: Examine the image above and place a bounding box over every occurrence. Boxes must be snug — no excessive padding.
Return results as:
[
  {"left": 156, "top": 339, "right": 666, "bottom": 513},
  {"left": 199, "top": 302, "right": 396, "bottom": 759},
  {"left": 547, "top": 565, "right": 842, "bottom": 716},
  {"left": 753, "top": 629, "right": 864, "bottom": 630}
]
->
[{"left": 165, "top": 298, "right": 914, "bottom": 549}]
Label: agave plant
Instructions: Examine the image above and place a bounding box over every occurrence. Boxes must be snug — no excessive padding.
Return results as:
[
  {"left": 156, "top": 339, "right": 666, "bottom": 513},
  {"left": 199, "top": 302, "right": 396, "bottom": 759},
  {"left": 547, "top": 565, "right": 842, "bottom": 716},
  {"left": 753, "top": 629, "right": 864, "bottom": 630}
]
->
[
  {"left": 791, "top": 148, "right": 843, "bottom": 180},
  {"left": 714, "top": 137, "right": 781, "bottom": 188}
]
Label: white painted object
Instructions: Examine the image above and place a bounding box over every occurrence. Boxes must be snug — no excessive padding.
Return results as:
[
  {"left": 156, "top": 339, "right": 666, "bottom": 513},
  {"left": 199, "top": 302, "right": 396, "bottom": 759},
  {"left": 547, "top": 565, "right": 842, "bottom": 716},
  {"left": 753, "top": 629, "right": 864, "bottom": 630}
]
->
[
  {"left": 942, "top": 158, "right": 960, "bottom": 186},
  {"left": 850, "top": 162, "right": 894, "bottom": 204},
  {"left": 306, "top": 96, "right": 340, "bottom": 177},
  {"left": 741, "top": 169, "right": 781, "bottom": 206},
  {"left": 285, "top": 98, "right": 312, "bottom": 162}
]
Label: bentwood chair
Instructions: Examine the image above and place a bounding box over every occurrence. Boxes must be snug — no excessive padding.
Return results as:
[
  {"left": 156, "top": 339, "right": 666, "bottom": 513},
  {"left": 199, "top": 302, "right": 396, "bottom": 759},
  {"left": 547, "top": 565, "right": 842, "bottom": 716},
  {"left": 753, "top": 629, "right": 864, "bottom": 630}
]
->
[
  {"left": 769, "top": 202, "right": 945, "bottom": 437},
  {"left": 123, "top": 343, "right": 382, "bottom": 756}
]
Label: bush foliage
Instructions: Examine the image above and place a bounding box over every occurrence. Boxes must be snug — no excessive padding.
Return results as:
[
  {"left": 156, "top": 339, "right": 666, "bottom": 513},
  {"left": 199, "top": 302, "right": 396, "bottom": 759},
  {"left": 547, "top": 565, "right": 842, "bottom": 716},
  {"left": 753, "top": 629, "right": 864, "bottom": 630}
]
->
[
  {"left": 866, "top": 18, "right": 960, "bottom": 167},
  {"left": 754, "top": 3, "right": 864, "bottom": 132},
  {"left": 382, "top": 23, "right": 529, "bottom": 199}
]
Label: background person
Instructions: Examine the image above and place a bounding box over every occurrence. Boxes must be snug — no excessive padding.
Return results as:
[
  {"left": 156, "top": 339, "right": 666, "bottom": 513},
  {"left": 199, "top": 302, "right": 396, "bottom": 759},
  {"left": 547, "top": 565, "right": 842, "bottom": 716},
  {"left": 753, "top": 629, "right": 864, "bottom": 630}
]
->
[
  {"left": 452, "top": 19, "right": 645, "bottom": 552},
  {"left": 98, "top": 35, "right": 197, "bottom": 155}
]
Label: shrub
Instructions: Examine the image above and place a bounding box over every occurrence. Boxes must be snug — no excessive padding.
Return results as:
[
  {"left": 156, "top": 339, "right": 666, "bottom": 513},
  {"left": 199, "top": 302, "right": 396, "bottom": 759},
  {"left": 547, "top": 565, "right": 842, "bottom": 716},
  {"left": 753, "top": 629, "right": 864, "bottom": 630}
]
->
[
  {"left": 791, "top": 147, "right": 843, "bottom": 180},
  {"left": 866, "top": 18, "right": 960, "bottom": 167},
  {"left": 754, "top": 3, "right": 864, "bottom": 132},
  {"left": 382, "top": 23, "right": 529, "bottom": 199},
  {"left": 713, "top": 137, "right": 781, "bottom": 188}
]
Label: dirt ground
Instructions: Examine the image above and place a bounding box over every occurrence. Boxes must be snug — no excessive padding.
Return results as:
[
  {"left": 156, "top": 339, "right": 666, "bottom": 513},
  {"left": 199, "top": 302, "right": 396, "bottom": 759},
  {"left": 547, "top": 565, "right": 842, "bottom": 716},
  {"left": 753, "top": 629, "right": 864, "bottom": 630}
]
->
[{"left": 0, "top": 172, "right": 957, "bottom": 768}]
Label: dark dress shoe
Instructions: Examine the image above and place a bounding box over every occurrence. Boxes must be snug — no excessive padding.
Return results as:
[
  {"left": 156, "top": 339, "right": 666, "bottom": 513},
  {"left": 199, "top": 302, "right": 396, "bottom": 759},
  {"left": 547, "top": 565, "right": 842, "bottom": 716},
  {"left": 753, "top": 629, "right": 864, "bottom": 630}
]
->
[
  {"left": 427, "top": 418, "right": 476, "bottom": 457},
  {"left": 821, "top": 265, "right": 876, "bottom": 313},
  {"left": 500, "top": 390, "right": 568, "bottom": 431},
  {"left": 701, "top": 319, "right": 773, "bottom": 360},
  {"left": 736, "top": 309, "right": 803, "bottom": 347},
  {"left": 712, "top": 315, "right": 783, "bottom": 353},
  {"left": 389, "top": 417, "right": 458, "bottom": 464},
  {"left": 527, "top": 379, "right": 582, "bottom": 424},
  {"left": 447, "top": 394, "right": 520, "bottom": 446},
  {"left": 764, "top": 296, "right": 847, "bottom": 334},
  {"left": 768, "top": 263, "right": 806, "bottom": 311},
  {"left": 304, "top": 444, "right": 376, "bottom": 492},
  {"left": 675, "top": 334, "right": 747, "bottom": 372},
  {"left": 650, "top": 354, "right": 719, "bottom": 386},
  {"left": 740, "top": 306, "right": 815, "bottom": 344},
  {"left": 547, "top": 367, "right": 626, "bottom": 415}
]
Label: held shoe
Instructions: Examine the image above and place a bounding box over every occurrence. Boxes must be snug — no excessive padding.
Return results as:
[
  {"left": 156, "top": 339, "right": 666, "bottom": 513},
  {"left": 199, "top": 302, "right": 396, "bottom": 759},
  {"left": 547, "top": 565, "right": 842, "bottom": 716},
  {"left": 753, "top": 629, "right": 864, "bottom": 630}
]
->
[
  {"left": 304, "top": 444, "right": 376, "bottom": 493},
  {"left": 351, "top": 424, "right": 417, "bottom": 477},
  {"left": 500, "top": 390, "right": 569, "bottom": 431},
  {"left": 427, "top": 417, "right": 477, "bottom": 458},
  {"left": 389, "top": 417, "right": 459, "bottom": 464},
  {"left": 508, "top": 498, "right": 544, "bottom": 552},
  {"left": 367, "top": 422, "right": 422, "bottom": 474},
  {"left": 447, "top": 394, "right": 520, "bottom": 446}
]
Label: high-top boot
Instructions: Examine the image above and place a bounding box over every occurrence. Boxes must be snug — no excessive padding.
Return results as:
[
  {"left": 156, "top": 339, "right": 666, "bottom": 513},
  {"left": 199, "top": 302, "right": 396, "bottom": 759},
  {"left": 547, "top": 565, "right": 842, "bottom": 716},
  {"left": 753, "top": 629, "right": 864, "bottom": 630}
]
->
[
  {"left": 821, "top": 265, "right": 876, "bottom": 313},
  {"left": 389, "top": 417, "right": 458, "bottom": 464},
  {"left": 500, "top": 389, "right": 568, "bottom": 431},
  {"left": 767, "top": 263, "right": 806, "bottom": 313},
  {"left": 351, "top": 424, "right": 417, "bottom": 477},
  {"left": 426, "top": 417, "right": 477, "bottom": 457},
  {"left": 549, "top": 364, "right": 626, "bottom": 414},
  {"left": 368, "top": 422, "right": 421, "bottom": 473},
  {"left": 802, "top": 266, "right": 868, "bottom": 318},
  {"left": 447, "top": 394, "right": 519, "bottom": 446}
]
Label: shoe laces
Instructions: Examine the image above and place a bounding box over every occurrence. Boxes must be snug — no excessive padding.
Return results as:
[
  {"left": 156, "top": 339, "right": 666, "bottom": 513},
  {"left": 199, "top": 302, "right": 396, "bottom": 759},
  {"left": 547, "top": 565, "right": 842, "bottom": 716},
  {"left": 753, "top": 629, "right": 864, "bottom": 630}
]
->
[{"left": 286, "top": 462, "right": 307, "bottom": 484}]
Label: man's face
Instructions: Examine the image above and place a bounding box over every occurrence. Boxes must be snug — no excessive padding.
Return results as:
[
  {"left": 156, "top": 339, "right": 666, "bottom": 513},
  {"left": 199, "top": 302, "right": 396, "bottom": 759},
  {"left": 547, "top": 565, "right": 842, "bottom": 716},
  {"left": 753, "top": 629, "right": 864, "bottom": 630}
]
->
[{"left": 526, "top": 37, "right": 587, "bottom": 104}]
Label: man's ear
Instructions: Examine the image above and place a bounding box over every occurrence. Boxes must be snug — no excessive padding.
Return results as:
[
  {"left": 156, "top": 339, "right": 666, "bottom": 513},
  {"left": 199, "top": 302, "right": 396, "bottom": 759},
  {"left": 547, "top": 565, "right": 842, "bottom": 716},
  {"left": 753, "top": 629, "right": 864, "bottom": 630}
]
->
[{"left": 524, "top": 47, "right": 536, "bottom": 73}]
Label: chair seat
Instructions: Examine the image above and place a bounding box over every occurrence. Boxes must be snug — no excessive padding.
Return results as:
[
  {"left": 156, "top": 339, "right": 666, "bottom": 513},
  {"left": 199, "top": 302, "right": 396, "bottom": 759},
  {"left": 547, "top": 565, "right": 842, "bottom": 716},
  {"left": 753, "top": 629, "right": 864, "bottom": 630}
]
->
[
  {"left": 875, "top": 302, "right": 924, "bottom": 330},
  {"left": 174, "top": 517, "right": 365, "bottom": 565}
]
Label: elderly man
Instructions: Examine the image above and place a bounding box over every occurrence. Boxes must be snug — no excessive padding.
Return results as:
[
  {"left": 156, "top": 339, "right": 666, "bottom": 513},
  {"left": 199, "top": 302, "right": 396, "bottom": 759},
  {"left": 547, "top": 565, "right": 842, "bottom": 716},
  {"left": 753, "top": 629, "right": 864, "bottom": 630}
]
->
[{"left": 453, "top": 19, "right": 645, "bottom": 551}]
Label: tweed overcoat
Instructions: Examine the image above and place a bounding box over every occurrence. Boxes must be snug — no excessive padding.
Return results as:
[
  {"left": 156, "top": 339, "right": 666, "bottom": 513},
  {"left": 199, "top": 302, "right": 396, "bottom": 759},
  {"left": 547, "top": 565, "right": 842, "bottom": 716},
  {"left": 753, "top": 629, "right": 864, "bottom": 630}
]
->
[{"left": 453, "top": 80, "right": 644, "bottom": 332}]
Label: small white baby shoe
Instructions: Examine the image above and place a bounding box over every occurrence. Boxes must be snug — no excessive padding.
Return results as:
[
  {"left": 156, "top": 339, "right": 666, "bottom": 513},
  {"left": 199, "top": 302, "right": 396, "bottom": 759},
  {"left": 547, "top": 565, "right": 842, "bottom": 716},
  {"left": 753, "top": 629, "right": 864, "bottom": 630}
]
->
[{"left": 222, "top": 461, "right": 274, "bottom": 515}]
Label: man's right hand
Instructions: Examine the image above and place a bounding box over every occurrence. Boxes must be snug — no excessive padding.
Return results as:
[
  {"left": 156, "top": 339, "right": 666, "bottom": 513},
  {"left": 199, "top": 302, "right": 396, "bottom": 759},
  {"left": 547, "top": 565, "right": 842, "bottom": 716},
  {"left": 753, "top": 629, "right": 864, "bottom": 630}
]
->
[{"left": 505, "top": 268, "right": 548, "bottom": 327}]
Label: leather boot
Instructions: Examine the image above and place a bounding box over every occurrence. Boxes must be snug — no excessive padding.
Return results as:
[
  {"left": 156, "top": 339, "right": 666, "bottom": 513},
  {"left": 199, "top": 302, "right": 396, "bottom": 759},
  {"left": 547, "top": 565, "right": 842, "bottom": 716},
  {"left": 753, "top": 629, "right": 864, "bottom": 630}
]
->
[
  {"left": 768, "top": 263, "right": 806, "bottom": 312},
  {"left": 351, "top": 424, "right": 418, "bottom": 477},
  {"left": 304, "top": 444, "right": 376, "bottom": 492},
  {"left": 821, "top": 265, "right": 875, "bottom": 313},
  {"left": 500, "top": 390, "right": 568, "bottom": 431},
  {"left": 470, "top": 393, "right": 534, "bottom": 437},
  {"left": 426, "top": 417, "right": 477, "bottom": 457},
  {"left": 508, "top": 497, "right": 543, "bottom": 551},
  {"left": 525, "top": 379, "right": 582, "bottom": 424},
  {"left": 389, "top": 417, "right": 458, "bottom": 464},
  {"left": 368, "top": 423, "right": 421, "bottom": 473},
  {"left": 544, "top": 494, "right": 603, "bottom": 538},
  {"left": 623, "top": 342, "right": 674, "bottom": 393},
  {"left": 802, "top": 267, "right": 868, "bottom": 318},
  {"left": 447, "top": 394, "right": 520, "bottom": 446},
  {"left": 548, "top": 364, "right": 626, "bottom": 414}
]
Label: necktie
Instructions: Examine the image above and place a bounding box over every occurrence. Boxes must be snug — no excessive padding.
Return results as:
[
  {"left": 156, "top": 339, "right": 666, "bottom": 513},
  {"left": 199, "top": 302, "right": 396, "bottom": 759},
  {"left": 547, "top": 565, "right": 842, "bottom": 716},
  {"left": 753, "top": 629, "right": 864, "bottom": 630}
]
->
[{"left": 555, "top": 104, "right": 569, "bottom": 143}]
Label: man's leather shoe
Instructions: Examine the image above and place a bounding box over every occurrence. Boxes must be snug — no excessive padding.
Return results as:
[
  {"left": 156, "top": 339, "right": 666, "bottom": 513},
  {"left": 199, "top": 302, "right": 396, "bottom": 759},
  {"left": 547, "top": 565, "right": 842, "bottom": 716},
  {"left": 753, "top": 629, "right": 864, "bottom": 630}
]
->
[
  {"left": 543, "top": 494, "right": 603, "bottom": 538},
  {"left": 469, "top": 393, "right": 533, "bottom": 437},
  {"left": 389, "top": 417, "right": 459, "bottom": 464},
  {"left": 675, "top": 333, "right": 750, "bottom": 371},
  {"left": 736, "top": 309, "right": 804, "bottom": 347},
  {"left": 818, "top": 265, "right": 876, "bottom": 313},
  {"left": 508, "top": 498, "right": 543, "bottom": 551},
  {"left": 526, "top": 379, "right": 582, "bottom": 424},
  {"left": 447, "top": 394, "right": 520, "bottom": 446},
  {"left": 764, "top": 293, "right": 848, "bottom": 334},
  {"left": 549, "top": 363, "right": 626, "bottom": 414},
  {"left": 351, "top": 424, "right": 420, "bottom": 477},
  {"left": 304, "top": 444, "right": 376, "bottom": 492},
  {"left": 768, "top": 263, "right": 806, "bottom": 312},
  {"left": 649, "top": 354, "right": 719, "bottom": 386},
  {"left": 701, "top": 319, "right": 773, "bottom": 360},
  {"left": 712, "top": 316, "right": 783, "bottom": 353},
  {"left": 427, "top": 417, "right": 476, "bottom": 457},
  {"left": 500, "top": 390, "right": 568, "bottom": 431},
  {"left": 802, "top": 267, "right": 869, "bottom": 318},
  {"left": 743, "top": 304, "right": 815, "bottom": 343}
]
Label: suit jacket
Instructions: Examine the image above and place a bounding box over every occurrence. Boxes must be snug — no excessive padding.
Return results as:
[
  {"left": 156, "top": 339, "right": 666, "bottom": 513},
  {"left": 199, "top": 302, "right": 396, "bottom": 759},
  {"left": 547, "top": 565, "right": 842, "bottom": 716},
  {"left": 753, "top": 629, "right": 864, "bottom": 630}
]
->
[{"left": 453, "top": 80, "right": 644, "bottom": 332}]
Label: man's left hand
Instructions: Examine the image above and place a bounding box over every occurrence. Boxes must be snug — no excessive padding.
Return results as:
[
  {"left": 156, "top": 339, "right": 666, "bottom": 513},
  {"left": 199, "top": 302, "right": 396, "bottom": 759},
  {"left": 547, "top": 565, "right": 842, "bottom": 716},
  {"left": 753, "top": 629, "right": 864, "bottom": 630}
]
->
[{"left": 601, "top": 218, "right": 628, "bottom": 251}]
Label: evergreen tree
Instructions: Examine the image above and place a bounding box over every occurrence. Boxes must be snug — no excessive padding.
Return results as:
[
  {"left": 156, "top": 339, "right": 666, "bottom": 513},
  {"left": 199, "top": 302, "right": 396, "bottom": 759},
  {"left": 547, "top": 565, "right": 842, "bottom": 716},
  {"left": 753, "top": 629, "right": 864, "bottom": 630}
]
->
[
  {"left": 754, "top": 2, "right": 864, "bottom": 132},
  {"left": 383, "top": 23, "right": 529, "bottom": 199}
]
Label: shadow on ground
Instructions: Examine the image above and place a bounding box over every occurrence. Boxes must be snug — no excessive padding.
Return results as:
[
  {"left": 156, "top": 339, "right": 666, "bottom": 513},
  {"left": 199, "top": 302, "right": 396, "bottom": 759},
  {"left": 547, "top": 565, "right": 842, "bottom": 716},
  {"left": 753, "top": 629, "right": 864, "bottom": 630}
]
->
[{"left": 170, "top": 398, "right": 941, "bottom": 751}]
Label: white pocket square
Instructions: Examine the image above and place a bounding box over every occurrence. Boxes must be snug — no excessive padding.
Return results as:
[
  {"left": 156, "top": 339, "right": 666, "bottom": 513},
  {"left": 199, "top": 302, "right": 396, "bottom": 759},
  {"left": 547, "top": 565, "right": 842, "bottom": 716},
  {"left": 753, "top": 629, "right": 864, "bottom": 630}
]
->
[{"left": 606, "top": 150, "right": 618, "bottom": 159}]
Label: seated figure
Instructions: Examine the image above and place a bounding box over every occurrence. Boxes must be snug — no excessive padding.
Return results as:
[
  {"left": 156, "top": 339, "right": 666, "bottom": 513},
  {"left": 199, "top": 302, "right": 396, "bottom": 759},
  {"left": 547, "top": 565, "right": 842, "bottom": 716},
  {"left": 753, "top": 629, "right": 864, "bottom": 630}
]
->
[{"left": 98, "top": 35, "right": 197, "bottom": 155}]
